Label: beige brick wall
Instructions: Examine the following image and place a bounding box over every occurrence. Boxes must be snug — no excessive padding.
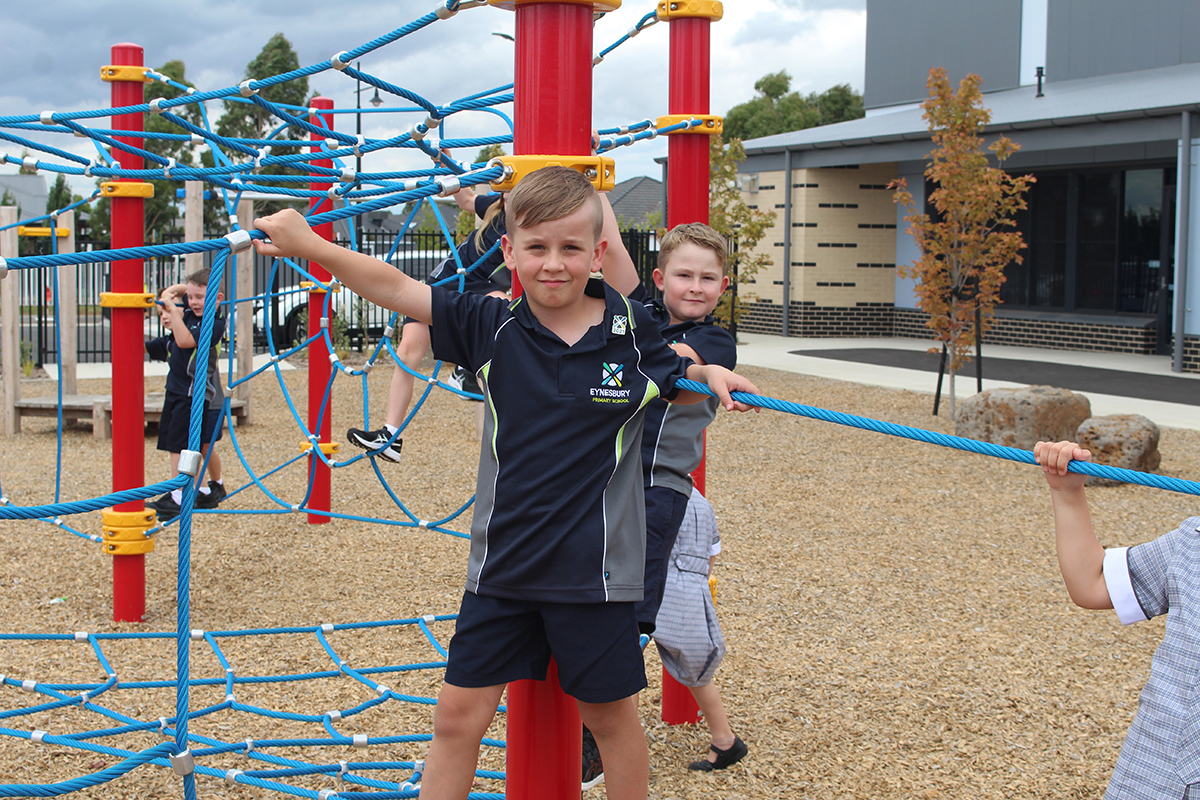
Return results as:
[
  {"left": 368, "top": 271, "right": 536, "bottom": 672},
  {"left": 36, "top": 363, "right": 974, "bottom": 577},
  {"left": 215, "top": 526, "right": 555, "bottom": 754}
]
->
[{"left": 740, "top": 163, "right": 899, "bottom": 308}]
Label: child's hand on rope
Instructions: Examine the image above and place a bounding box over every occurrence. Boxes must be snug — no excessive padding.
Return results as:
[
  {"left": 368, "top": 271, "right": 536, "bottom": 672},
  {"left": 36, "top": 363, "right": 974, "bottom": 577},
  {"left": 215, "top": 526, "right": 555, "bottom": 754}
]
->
[
  {"left": 1034, "top": 440, "right": 1091, "bottom": 493},
  {"left": 253, "top": 209, "right": 322, "bottom": 261},
  {"left": 697, "top": 365, "right": 760, "bottom": 413}
]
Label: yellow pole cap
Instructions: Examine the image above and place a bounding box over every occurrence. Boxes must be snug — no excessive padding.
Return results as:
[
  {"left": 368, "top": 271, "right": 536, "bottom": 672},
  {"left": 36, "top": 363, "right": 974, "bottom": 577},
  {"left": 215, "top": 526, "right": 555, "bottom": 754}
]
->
[{"left": 487, "top": 0, "right": 621, "bottom": 10}]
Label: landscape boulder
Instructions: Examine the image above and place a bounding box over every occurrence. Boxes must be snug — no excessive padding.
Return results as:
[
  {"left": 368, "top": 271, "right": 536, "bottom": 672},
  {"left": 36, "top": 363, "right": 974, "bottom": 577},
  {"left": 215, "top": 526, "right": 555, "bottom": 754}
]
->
[
  {"left": 955, "top": 386, "right": 1091, "bottom": 450},
  {"left": 1075, "top": 414, "right": 1161, "bottom": 486}
]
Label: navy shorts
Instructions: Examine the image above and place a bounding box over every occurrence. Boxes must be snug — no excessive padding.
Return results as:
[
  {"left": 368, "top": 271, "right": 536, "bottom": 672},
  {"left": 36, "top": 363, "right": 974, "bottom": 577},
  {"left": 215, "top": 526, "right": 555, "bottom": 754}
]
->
[
  {"left": 444, "top": 592, "right": 648, "bottom": 704},
  {"left": 157, "top": 392, "right": 223, "bottom": 453},
  {"left": 635, "top": 486, "right": 690, "bottom": 634}
]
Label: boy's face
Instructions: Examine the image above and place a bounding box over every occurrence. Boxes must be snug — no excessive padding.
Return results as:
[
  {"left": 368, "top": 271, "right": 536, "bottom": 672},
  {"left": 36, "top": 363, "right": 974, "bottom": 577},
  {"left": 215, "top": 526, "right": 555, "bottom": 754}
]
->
[
  {"left": 184, "top": 282, "right": 222, "bottom": 316},
  {"left": 653, "top": 242, "right": 730, "bottom": 324},
  {"left": 501, "top": 204, "right": 607, "bottom": 314}
]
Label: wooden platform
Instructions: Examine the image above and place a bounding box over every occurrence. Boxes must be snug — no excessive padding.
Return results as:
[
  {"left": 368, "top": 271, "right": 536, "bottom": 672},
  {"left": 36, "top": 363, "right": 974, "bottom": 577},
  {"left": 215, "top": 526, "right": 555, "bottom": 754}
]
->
[{"left": 13, "top": 394, "right": 248, "bottom": 439}]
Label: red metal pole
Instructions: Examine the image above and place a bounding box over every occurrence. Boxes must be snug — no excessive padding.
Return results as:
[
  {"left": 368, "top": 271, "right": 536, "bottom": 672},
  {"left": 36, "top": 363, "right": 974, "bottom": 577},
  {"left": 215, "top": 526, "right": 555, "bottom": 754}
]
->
[
  {"left": 505, "top": 3, "right": 594, "bottom": 797},
  {"left": 307, "top": 97, "right": 335, "bottom": 524},
  {"left": 662, "top": 12, "right": 715, "bottom": 726},
  {"left": 109, "top": 42, "right": 147, "bottom": 623}
]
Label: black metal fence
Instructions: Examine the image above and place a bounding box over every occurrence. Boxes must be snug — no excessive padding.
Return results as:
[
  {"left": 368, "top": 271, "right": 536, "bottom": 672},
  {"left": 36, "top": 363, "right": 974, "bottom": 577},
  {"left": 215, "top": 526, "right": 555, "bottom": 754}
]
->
[{"left": 21, "top": 229, "right": 661, "bottom": 365}]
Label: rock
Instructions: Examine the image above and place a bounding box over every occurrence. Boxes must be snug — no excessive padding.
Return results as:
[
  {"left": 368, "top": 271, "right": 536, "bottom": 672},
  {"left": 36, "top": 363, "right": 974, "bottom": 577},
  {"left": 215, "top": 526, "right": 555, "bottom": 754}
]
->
[
  {"left": 954, "top": 386, "right": 1091, "bottom": 450},
  {"left": 1076, "top": 414, "right": 1161, "bottom": 486}
]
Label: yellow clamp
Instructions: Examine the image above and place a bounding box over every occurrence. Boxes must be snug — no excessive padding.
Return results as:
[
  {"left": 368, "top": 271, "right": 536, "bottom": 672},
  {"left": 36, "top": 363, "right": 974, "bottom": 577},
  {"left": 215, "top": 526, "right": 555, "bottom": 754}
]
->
[
  {"left": 100, "top": 292, "right": 156, "bottom": 309},
  {"left": 17, "top": 226, "right": 70, "bottom": 238},
  {"left": 489, "top": 155, "right": 615, "bottom": 193},
  {"left": 100, "top": 65, "right": 151, "bottom": 83},
  {"left": 299, "top": 280, "right": 338, "bottom": 294},
  {"left": 657, "top": 0, "right": 722, "bottom": 20},
  {"left": 101, "top": 509, "right": 157, "bottom": 556},
  {"left": 301, "top": 441, "right": 340, "bottom": 456},
  {"left": 487, "top": 0, "right": 621, "bottom": 11},
  {"left": 656, "top": 114, "right": 723, "bottom": 136},
  {"left": 100, "top": 182, "right": 155, "bottom": 199}
]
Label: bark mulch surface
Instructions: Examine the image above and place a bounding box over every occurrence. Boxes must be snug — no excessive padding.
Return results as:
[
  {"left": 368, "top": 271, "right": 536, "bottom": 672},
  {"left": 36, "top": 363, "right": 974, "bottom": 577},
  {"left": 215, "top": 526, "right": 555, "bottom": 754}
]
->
[{"left": 2, "top": 358, "right": 1197, "bottom": 799}]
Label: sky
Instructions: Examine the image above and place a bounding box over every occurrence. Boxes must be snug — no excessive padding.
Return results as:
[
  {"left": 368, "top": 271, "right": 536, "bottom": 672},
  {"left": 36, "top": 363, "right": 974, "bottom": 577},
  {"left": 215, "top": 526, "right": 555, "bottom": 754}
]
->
[{"left": 0, "top": 0, "right": 865, "bottom": 203}]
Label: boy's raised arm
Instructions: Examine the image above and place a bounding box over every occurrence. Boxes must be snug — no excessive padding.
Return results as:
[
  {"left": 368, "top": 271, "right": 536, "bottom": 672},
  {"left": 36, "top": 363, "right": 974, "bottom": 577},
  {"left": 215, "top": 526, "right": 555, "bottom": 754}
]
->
[
  {"left": 254, "top": 209, "right": 433, "bottom": 326},
  {"left": 1034, "top": 440, "right": 1112, "bottom": 610},
  {"left": 598, "top": 192, "right": 641, "bottom": 296}
]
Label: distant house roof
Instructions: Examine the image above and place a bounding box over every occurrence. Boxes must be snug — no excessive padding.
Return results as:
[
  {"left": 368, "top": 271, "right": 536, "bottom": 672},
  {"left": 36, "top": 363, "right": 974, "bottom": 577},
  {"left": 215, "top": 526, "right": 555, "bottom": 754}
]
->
[
  {"left": 0, "top": 173, "right": 48, "bottom": 221},
  {"left": 608, "top": 175, "right": 662, "bottom": 230},
  {"left": 742, "top": 62, "right": 1200, "bottom": 169}
]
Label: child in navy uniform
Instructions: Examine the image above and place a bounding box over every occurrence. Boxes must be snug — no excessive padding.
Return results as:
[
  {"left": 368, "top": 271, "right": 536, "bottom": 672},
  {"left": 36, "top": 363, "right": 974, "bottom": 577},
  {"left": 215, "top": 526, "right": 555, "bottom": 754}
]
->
[
  {"left": 253, "top": 166, "right": 759, "bottom": 800},
  {"left": 145, "top": 268, "right": 227, "bottom": 519}
]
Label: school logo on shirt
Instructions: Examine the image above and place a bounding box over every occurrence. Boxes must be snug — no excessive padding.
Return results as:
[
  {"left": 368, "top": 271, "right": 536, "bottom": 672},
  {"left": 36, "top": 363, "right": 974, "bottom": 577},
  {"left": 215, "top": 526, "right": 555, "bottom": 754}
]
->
[
  {"left": 611, "top": 315, "right": 629, "bottom": 336},
  {"left": 601, "top": 363, "right": 623, "bottom": 387}
]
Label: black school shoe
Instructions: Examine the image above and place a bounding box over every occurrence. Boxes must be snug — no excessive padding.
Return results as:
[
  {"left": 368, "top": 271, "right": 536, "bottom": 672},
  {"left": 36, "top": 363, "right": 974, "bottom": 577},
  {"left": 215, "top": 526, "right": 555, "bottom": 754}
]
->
[
  {"left": 688, "top": 735, "right": 748, "bottom": 771},
  {"left": 346, "top": 427, "right": 403, "bottom": 463},
  {"left": 195, "top": 482, "right": 226, "bottom": 510},
  {"left": 581, "top": 726, "right": 604, "bottom": 790},
  {"left": 148, "top": 493, "right": 181, "bottom": 520}
]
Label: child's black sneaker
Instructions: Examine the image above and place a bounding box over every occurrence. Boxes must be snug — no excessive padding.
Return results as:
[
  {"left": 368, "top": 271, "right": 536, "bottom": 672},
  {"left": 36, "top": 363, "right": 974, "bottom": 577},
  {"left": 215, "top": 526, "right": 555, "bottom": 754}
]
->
[
  {"left": 206, "top": 481, "right": 227, "bottom": 504},
  {"left": 149, "top": 493, "right": 181, "bottom": 520},
  {"left": 582, "top": 726, "right": 604, "bottom": 790},
  {"left": 456, "top": 366, "right": 482, "bottom": 400},
  {"left": 346, "top": 427, "right": 403, "bottom": 463}
]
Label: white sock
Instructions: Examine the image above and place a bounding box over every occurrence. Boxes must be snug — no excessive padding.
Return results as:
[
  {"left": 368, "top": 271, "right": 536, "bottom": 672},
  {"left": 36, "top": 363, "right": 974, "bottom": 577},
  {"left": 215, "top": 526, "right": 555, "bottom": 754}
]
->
[
  {"left": 171, "top": 489, "right": 182, "bottom": 504},
  {"left": 198, "top": 485, "right": 211, "bottom": 496},
  {"left": 385, "top": 424, "right": 399, "bottom": 436}
]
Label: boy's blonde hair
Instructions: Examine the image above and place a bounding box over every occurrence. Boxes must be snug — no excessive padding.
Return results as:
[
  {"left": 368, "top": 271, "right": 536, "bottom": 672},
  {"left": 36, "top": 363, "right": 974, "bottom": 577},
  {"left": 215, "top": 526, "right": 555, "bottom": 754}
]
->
[
  {"left": 505, "top": 166, "right": 603, "bottom": 240},
  {"left": 657, "top": 222, "right": 729, "bottom": 274}
]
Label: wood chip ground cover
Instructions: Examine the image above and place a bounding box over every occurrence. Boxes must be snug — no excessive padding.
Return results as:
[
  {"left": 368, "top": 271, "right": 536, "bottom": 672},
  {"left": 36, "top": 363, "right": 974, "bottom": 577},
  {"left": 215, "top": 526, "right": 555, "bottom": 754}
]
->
[{"left": 2, "top": 360, "right": 1196, "bottom": 799}]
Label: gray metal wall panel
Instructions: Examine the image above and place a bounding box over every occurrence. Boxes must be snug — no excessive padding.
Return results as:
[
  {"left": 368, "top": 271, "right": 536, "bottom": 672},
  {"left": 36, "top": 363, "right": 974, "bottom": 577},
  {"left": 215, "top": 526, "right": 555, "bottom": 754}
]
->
[
  {"left": 1047, "top": 0, "right": 1196, "bottom": 81},
  {"left": 865, "top": 0, "right": 1021, "bottom": 109}
]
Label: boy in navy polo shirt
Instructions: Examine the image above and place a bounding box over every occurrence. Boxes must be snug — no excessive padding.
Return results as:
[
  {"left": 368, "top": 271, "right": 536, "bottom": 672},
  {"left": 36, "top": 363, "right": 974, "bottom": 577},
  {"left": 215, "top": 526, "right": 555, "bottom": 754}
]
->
[
  {"left": 144, "top": 268, "right": 228, "bottom": 519},
  {"left": 253, "top": 166, "right": 758, "bottom": 800}
]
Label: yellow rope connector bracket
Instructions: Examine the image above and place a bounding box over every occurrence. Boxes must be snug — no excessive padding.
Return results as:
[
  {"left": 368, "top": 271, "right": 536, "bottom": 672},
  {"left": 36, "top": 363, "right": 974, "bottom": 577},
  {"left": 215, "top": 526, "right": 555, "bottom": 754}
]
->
[
  {"left": 99, "top": 292, "right": 156, "bottom": 309},
  {"left": 487, "top": 0, "right": 621, "bottom": 12},
  {"left": 300, "top": 441, "right": 340, "bottom": 456},
  {"left": 656, "top": 114, "right": 723, "bottom": 136},
  {"left": 100, "top": 65, "right": 151, "bottom": 83},
  {"left": 16, "top": 226, "right": 70, "bottom": 237},
  {"left": 100, "top": 182, "right": 155, "bottom": 199},
  {"left": 488, "top": 155, "right": 616, "bottom": 194},
  {"left": 299, "top": 280, "right": 339, "bottom": 294},
  {"left": 657, "top": 0, "right": 723, "bottom": 20},
  {"left": 101, "top": 509, "right": 156, "bottom": 556}
]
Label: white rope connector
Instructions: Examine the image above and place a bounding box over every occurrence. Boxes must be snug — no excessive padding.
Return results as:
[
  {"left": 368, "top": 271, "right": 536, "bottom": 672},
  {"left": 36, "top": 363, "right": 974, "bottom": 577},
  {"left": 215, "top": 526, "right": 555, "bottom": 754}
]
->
[
  {"left": 163, "top": 157, "right": 176, "bottom": 178},
  {"left": 22, "top": 157, "right": 37, "bottom": 171},
  {"left": 593, "top": 54, "right": 604, "bottom": 66},
  {"left": 31, "top": 730, "right": 48, "bottom": 744},
  {"left": 191, "top": 133, "right": 206, "bottom": 146},
  {"left": 354, "top": 732, "right": 370, "bottom": 747},
  {"left": 190, "top": 629, "right": 205, "bottom": 640},
  {"left": 290, "top": 504, "right": 301, "bottom": 512},
  {"left": 39, "top": 110, "right": 55, "bottom": 125},
  {"left": 149, "top": 98, "right": 165, "bottom": 115},
  {"left": 244, "top": 738, "right": 255, "bottom": 753},
  {"left": 409, "top": 123, "right": 428, "bottom": 143},
  {"left": 321, "top": 623, "right": 335, "bottom": 634},
  {"left": 225, "top": 769, "right": 243, "bottom": 785},
  {"left": 254, "top": 146, "right": 270, "bottom": 172},
  {"left": 21, "top": 680, "right": 36, "bottom": 693},
  {"left": 0, "top": 258, "right": 7, "bottom": 281},
  {"left": 83, "top": 158, "right": 97, "bottom": 178},
  {"left": 422, "top": 614, "right": 436, "bottom": 625},
  {"left": 327, "top": 710, "right": 342, "bottom": 722},
  {"left": 436, "top": 175, "right": 460, "bottom": 197},
  {"left": 225, "top": 693, "right": 235, "bottom": 704},
  {"left": 400, "top": 178, "right": 420, "bottom": 192},
  {"left": 178, "top": 449, "right": 202, "bottom": 477},
  {"left": 425, "top": 113, "right": 442, "bottom": 130},
  {"left": 456, "top": 267, "right": 466, "bottom": 275},
  {"left": 0, "top": 674, "right": 6, "bottom": 685},
  {"left": 353, "top": 135, "right": 365, "bottom": 157},
  {"left": 645, "top": 126, "right": 659, "bottom": 139},
  {"left": 338, "top": 761, "right": 349, "bottom": 779},
  {"left": 79, "top": 691, "right": 89, "bottom": 704},
  {"left": 158, "top": 717, "right": 169, "bottom": 733},
  {"left": 73, "top": 631, "right": 89, "bottom": 642},
  {"left": 340, "top": 167, "right": 356, "bottom": 183},
  {"left": 328, "top": 352, "right": 339, "bottom": 364},
  {"left": 383, "top": 325, "right": 395, "bottom": 338},
  {"left": 330, "top": 51, "right": 350, "bottom": 71},
  {"left": 169, "top": 749, "right": 195, "bottom": 776},
  {"left": 228, "top": 214, "right": 239, "bottom": 227},
  {"left": 327, "top": 186, "right": 340, "bottom": 199},
  {"left": 324, "top": 137, "right": 339, "bottom": 150},
  {"left": 318, "top": 790, "right": 339, "bottom": 800},
  {"left": 239, "top": 80, "right": 257, "bottom": 97},
  {"left": 328, "top": 279, "right": 341, "bottom": 292},
  {"left": 225, "top": 229, "right": 253, "bottom": 254},
  {"left": 320, "top": 317, "right": 330, "bottom": 329},
  {"left": 417, "top": 519, "right": 430, "bottom": 529}
]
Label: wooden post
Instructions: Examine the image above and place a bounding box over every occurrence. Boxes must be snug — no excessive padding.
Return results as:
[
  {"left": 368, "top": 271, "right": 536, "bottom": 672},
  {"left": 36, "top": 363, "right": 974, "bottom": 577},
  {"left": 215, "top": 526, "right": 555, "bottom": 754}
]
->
[
  {"left": 235, "top": 198, "right": 254, "bottom": 425},
  {"left": 1, "top": 207, "right": 19, "bottom": 435},
  {"left": 57, "top": 211, "right": 78, "bottom": 396},
  {"left": 184, "top": 181, "right": 203, "bottom": 274}
]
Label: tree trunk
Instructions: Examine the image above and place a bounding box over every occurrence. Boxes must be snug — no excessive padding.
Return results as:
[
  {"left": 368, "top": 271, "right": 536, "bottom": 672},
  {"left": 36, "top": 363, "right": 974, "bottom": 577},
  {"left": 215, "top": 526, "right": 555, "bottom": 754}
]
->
[{"left": 947, "top": 361, "right": 957, "bottom": 420}]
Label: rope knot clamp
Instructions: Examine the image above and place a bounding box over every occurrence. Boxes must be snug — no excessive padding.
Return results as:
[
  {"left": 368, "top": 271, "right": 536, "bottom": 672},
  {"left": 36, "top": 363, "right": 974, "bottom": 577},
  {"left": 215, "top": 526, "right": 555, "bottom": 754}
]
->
[
  {"left": 225, "top": 229, "right": 253, "bottom": 254},
  {"left": 31, "top": 730, "right": 48, "bottom": 744},
  {"left": 73, "top": 631, "right": 89, "bottom": 642},
  {"left": 319, "top": 790, "right": 339, "bottom": 800},
  {"left": 190, "top": 629, "right": 205, "bottom": 640},
  {"left": 353, "top": 135, "right": 366, "bottom": 157},
  {"left": 656, "top": 0, "right": 723, "bottom": 21},
  {"left": 39, "top": 110, "right": 55, "bottom": 125},
  {"left": 436, "top": 175, "right": 461, "bottom": 196},
  {"left": 22, "top": 157, "right": 37, "bottom": 172},
  {"left": 178, "top": 449, "right": 202, "bottom": 477},
  {"left": 408, "top": 123, "right": 428, "bottom": 143},
  {"left": 191, "top": 133, "right": 206, "bottom": 146},
  {"left": 321, "top": 317, "right": 330, "bottom": 329},
  {"left": 383, "top": 325, "right": 395, "bottom": 338},
  {"left": 422, "top": 614, "right": 436, "bottom": 624},
  {"left": 324, "top": 137, "right": 339, "bottom": 150},
  {"left": 163, "top": 157, "right": 176, "bottom": 179},
  {"left": 0, "top": 258, "right": 7, "bottom": 281},
  {"left": 327, "top": 709, "right": 342, "bottom": 722},
  {"left": 354, "top": 732, "right": 370, "bottom": 747},
  {"left": 169, "top": 749, "right": 195, "bottom": 777},
  {"left": 417, "top": 519, "right": 430, "bottom": 529},
  {"left": 340, "top": 167, "right": 356, "bottom": 183},
  {"left": 149, "top": 98, "right": 166, "bottom": 115},
  {"left": 225, "top": 769, "right": 243, "bottom": 785},
  {"left": 656, "top": 113, "right": 723, "bottom": 136},
  {"left": 21, "top": 679, "right": 37, "bottom": 693},
  {"left": 239, "top": 80, "right": 257, "bottom": 97},
  {"left": 321, "top": 623, "right": 336, "bottom": 633},
  {"left": 339, "top": 761, "right": 349, "bottom": 779},
  {"left": 157, "top": 717, "right": 169, "bottom": 733},
  {"left": 330, "top": 51, "right": 351, "bottom": 71}
]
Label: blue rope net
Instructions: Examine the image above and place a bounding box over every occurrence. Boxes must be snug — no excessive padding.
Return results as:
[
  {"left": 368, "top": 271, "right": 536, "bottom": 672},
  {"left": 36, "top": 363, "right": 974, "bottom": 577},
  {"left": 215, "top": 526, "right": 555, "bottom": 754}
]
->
[{"left": 1, "top": 3, "right": 1198, "bottom": 797}]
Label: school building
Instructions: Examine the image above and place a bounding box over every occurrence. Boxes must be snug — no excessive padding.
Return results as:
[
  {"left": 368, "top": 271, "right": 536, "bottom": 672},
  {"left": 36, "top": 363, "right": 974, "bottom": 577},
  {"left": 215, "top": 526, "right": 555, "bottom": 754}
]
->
[{"left": 735, "top": 0, "right": 1200, "bottom": 373}]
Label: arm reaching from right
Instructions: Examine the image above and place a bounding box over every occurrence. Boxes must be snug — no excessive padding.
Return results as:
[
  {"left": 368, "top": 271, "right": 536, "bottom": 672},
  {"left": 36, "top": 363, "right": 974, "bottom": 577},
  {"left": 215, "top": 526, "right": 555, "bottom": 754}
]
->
[
  {"left": 1033, "top": 440, "right": 1112, "bottom": 610},
  {"left": 254, "top": 209, "right": 433, "bottom": 326}
]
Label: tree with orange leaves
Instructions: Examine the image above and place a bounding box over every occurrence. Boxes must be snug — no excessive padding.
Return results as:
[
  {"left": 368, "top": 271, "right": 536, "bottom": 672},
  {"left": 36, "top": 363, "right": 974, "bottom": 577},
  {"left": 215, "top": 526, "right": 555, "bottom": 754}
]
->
[{"left": 891, "top": 68, "right": 1034, "bottom": 418}]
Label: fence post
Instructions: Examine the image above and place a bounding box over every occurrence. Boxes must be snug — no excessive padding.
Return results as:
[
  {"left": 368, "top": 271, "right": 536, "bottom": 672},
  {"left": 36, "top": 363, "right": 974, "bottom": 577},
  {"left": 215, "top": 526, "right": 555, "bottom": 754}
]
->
[
  {"left": 1, "top": 207, "right": 19, "bottom": 436},
  {"left": 235, "top": 198, "right": 254, "bottom": 425},
  {"left": 57, "top": 211, "right": 78, "bottom": 396},
  {"left": 184, "top": 181, "right": 203, "bottom": 274}
]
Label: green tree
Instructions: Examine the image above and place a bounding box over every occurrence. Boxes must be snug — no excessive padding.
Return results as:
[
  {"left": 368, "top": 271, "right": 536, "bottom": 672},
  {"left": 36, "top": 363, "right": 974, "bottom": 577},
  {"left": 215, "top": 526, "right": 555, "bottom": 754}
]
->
[
  {"left": 45, "top": 173, "right": 72, "bottom": 216},
  {"left": 723, "top": 72, "right": 864, "bottom": 142},
  {"left": 708, "top": 137, "right": 776, "bottom": 329},
  {"left": 0, "top": 188, "right": 18, "bottom": 215},
  {"left": 144, "top": 60, "right": 204, "bottom": 242},
  {"left": 891, "top": 68, "right": 1034, "bottom": 418}
]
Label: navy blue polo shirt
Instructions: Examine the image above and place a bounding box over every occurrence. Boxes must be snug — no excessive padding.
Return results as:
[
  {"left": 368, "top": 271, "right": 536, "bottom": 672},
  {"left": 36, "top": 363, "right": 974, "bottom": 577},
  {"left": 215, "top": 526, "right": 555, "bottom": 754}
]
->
[
  {"left": 633, "top": 287, "right": 736, "bottom": 495},
  {"left": 145, "top": 308, "right": 226, "bottom": 408},
  {"left": 429, "top": 279, "right": 691, "bottom": 603}
]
